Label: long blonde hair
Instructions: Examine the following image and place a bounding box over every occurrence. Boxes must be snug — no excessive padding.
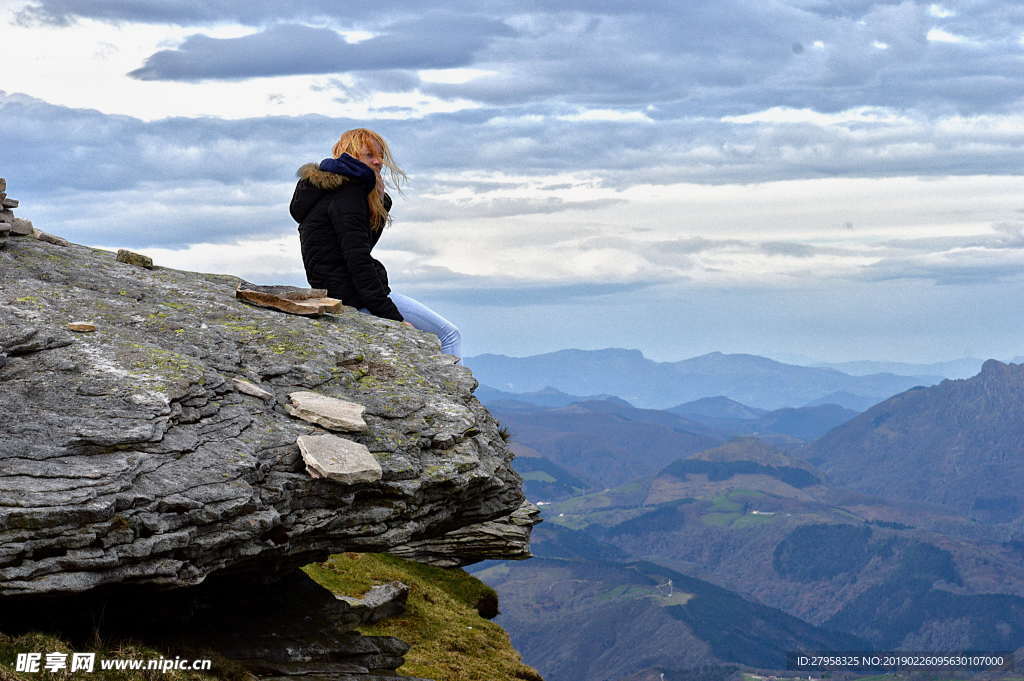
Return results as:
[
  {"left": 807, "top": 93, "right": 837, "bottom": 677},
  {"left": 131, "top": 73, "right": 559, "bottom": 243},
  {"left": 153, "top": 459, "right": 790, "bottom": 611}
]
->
[{"left": 331, "top": 128, "right": 407, "bottom": 230}]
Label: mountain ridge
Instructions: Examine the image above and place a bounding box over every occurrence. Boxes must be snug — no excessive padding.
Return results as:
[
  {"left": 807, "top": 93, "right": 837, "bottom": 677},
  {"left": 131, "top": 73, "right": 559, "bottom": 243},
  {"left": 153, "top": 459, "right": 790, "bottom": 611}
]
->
[
  {"left": 466, "top": 348, "right": 942, "bottom": 409},
  {"left": 810, "top": 359, "right": 1024, "bottom": 523}
]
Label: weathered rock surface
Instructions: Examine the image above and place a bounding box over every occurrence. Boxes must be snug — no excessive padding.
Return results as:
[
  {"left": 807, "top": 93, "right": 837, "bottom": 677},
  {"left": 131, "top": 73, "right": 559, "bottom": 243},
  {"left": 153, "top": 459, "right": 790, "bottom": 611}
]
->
[
  {"left": 298, "top": 433, "right": 383, "bottom": 484},
  {"left": 388, "top": 499, "right": 542, "bottom": 567},
  {"left": 0, "top": 235, "right": 536, "bottom": 597}
]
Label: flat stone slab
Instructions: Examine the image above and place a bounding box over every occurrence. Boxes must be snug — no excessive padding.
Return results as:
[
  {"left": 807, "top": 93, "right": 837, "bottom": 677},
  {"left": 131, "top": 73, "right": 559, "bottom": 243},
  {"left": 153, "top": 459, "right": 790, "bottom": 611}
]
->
[
  {"left": 10, "top": 218, "right": 32, "bottom": 236},
  {"left": 232, "top": 377, "right": 274, "bottom": 401},
  {"left": 34, "top": 230, "right": 69, "bottom": 247},
  {"left": 297, "top": 434, "right": 382, "bottom": 484},
  {"left": 287, "top": 391, "right": 368, "bottom": 432},
  {"left": 235, "top": 282, "right": 342, "bottom": 316}
]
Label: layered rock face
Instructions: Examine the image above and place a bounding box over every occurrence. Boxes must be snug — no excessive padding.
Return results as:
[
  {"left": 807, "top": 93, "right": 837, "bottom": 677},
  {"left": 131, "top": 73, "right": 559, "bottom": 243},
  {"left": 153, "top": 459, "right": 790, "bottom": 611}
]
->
[{"left": 0, "top": 203, "right": 537, "bottom": 600}]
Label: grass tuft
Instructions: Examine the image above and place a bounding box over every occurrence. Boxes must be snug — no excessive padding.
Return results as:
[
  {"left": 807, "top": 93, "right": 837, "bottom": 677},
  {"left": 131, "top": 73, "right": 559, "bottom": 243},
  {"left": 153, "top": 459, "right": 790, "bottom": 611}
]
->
[{"left": 303, "top": 552, "right": 544, "bottom": 681}]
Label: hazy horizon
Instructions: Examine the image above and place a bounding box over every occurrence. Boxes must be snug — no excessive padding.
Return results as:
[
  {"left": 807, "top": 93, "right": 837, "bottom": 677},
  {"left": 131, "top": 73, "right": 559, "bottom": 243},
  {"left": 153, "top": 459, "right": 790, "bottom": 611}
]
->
[{"left": 463, "top": 344, "right": 1013, "bottom": 369}]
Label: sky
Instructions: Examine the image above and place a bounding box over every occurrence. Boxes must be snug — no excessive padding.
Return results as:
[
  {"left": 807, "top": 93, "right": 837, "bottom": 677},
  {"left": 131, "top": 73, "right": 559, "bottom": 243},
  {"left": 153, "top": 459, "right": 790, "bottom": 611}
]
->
[{"left": 2, "top": 0, "right": 1024, "bottom": 363}]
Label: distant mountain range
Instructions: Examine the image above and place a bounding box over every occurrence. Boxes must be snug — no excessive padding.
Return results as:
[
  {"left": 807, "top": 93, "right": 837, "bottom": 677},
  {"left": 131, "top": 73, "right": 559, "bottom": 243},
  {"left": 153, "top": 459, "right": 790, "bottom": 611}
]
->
[
  {"left": 813, "top": 357, "right": 987, "bottom": 379},
  {"left": 488, "top": 399, "right": 720, "bottom": 490},
  {"left": 810, "top": 359, "right": 1024, "bottom": 524},
  {"left": 465, "top": 348, "right": 940, "bottom": 409},
  {"left": 802, "top": 390, "right": 882, "bottom": 411},
  {"left": 486, "top": 396, "right": 864, "bottom": 499},
  {"left": 668, "top": 396, "right": 766, "bottom": 420},
  {"left": 483, "top": 391, "right": 857, "bottom": 445},
  {"left": 475, "top": 384, "right": 626, "bottom": 408},
  {"left": 668, "top": 397, "right": 858, "bottom": 442}
]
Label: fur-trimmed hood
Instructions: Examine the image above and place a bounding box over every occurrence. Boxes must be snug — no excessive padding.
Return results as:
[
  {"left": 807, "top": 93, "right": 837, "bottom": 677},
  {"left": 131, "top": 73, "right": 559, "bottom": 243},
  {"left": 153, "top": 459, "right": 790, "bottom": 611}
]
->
[
  {"left": 290, "top": 154, "right": 377, "bottom": 223},
  {"left": 296, "top": 162, "right": 348, "bottom": 190}
]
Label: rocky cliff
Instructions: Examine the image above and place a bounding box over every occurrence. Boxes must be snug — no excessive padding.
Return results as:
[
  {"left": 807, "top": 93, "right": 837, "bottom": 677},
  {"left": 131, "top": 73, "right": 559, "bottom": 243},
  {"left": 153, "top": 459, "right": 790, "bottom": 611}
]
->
[{"left": 0, "top": 182, "right": 539, "bottom": 679}]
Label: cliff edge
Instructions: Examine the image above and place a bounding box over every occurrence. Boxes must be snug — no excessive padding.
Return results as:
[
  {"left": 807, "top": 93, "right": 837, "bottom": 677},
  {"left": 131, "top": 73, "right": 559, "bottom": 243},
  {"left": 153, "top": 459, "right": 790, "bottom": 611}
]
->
[{"left": 0, "top": 216, "right": 538, "bottom": 598}]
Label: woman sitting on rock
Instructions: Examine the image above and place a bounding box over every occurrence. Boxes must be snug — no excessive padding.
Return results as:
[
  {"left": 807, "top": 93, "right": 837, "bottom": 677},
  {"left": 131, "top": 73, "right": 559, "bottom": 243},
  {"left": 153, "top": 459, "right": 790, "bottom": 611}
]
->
[{"left": 290, "top": 128, "right": 461, "bottom": 359}]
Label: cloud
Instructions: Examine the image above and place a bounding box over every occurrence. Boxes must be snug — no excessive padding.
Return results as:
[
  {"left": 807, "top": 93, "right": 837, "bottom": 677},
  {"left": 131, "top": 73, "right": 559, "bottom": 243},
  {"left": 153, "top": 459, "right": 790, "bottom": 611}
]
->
[
  {"left": 7, "top": 86, "right": 1024, "bottom": 211},
  {"left": 403, "top": 196, "right": 625, "bottom": 222},
  {"left": 879, "top": 235, "right": 976, "bottom": 252},
  {"left": 400, "top": 267, "right": 662, "bottom": 307},
  {"left": 759, "top": 241, "right": 818, "bottom": 257},
  {"left": 883, "top": 222, "right": 1024, "bottom": 254},
  {"left": 854, "top": 222, "right": 1024, "bottom": 285},
  {"left": 860, "top": 247, "right": 1024, "bottom": 285},
  {"left": 987, "top": 221, "right": 1024, "bottom": 248},
  {"left": 643, "top": 237, "right": 746, "bottom": 255},
  {"left": 0, "top": 90, "right": 370, "bottom": 194},
  {"left": 14, "top": 0, "right": 368, "bottom": 26},
  {"left": 20, "top": 0, "right": 1024, "bottom": 119},
  {"left": 583, "top": 236, "right": 825, "bottom": 260},
  {"left": 121, "top": 236, "right": 308, "bottom": 286},
  {"left": 128, "top": 17, "right": 512, "bottom": 81},
  {"left": 16, "top": 178, "right": 297, "bottom": 247}
]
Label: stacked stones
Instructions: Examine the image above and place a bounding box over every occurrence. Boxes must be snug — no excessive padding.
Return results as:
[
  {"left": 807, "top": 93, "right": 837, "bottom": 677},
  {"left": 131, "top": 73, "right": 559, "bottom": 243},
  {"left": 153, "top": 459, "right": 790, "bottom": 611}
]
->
[
  {"left": 0, "top": 178, "right": 70, "bottom": 249},
  {"left": 0, "top": 178, "right": 33, "bottom": 249}
]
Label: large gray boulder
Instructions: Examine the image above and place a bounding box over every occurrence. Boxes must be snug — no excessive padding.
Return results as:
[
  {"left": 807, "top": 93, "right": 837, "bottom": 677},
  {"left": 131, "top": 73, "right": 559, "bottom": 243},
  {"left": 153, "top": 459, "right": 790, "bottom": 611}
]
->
[{"left": 0, "top": 235, "right": 537, "bottom": 597}]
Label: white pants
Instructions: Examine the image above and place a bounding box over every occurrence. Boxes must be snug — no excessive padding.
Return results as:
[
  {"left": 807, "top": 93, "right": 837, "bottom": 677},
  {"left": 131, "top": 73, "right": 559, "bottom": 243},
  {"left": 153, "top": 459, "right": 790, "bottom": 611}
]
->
[{"left": 360, "top": 292, "right": 461, "bottom": 358}]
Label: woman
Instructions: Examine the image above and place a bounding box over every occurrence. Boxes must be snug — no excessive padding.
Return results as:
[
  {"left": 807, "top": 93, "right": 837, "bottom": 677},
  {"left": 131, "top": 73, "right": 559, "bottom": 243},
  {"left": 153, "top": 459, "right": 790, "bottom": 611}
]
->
[{"left": 290, "top": 128, "right": 461, "bottom": 359}]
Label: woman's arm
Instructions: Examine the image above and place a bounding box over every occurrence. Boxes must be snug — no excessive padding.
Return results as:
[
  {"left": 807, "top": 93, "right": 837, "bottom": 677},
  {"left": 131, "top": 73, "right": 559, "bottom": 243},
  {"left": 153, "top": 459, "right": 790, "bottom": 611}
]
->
[
  {"left": 327, "top": 185, "right": 404, "bottom": 321},
  {"left": 290, "top": 178, "right": 323, "bottom": 223}
]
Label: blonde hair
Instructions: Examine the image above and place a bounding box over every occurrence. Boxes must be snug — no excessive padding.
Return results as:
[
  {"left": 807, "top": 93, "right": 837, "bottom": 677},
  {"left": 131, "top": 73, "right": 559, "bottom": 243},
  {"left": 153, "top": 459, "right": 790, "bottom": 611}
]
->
[{"left": 331, "top": 128, "right": 407, "bottom": 230}]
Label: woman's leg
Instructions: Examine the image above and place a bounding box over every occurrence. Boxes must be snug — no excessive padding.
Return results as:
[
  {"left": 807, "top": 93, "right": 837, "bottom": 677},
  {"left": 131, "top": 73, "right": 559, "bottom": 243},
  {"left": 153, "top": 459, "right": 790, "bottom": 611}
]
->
[{"left": 389, "top": 292, "right": 462, "bottom": 359}]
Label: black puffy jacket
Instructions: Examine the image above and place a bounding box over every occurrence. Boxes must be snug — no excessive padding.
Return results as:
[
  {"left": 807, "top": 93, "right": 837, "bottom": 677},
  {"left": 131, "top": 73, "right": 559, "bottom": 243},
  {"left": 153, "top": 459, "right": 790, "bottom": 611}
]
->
[{"left": 290, "top": 162, "right": 402, "bottom": 321}]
